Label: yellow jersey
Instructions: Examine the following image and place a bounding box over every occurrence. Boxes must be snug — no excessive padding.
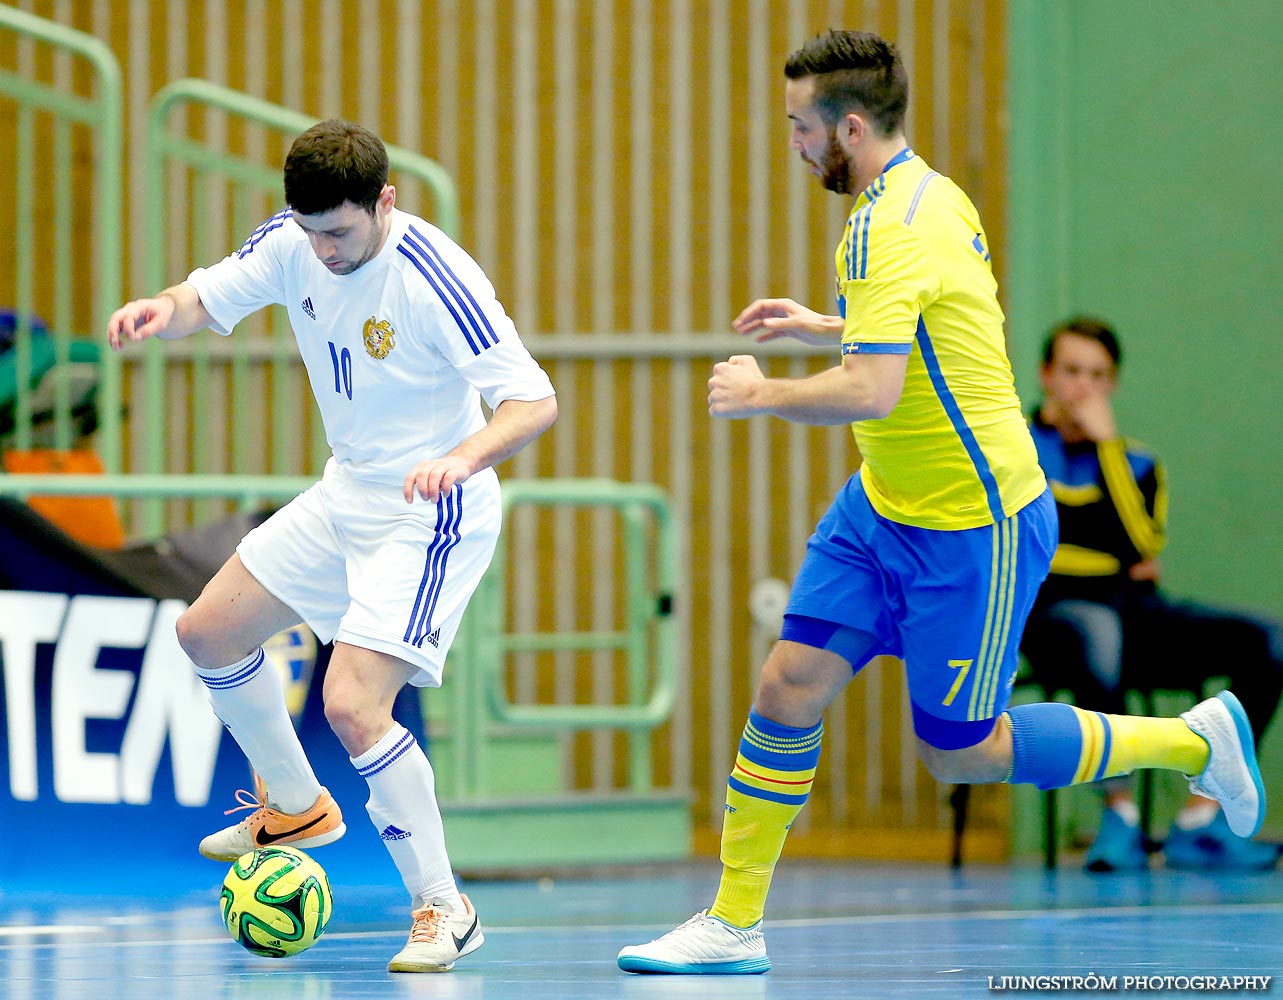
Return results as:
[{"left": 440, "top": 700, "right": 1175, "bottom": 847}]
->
[{"left": 836, "top": 149, "right": 1045, "bottom": 529}]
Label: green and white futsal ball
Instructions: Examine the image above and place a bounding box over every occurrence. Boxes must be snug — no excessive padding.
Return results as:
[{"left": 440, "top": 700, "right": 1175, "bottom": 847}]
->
[{"left": 220, "top": 846, "right": 332, "bottom": 957}]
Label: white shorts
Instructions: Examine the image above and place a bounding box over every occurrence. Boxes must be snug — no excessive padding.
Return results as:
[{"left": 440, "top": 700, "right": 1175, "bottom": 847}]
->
[{"left": 237, "top": 458, "right": 501, "bottom": 687}]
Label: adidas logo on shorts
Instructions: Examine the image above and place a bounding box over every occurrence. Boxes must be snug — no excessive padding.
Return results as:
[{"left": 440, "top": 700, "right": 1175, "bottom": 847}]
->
[
  {"left": 380, "top": 824, "right": 412, "bottom": 841},
  {"left": 425, "top": 628, "right": 441, "bottom": 648}
]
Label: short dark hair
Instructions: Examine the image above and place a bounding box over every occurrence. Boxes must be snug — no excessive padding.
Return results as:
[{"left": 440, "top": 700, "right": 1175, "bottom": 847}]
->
[
  {"left": 283, "top": 118, "right": 389, "bottom": 216},
  {"left": 1042, "top": 316, "right": 1123, "bottom": 368},
  {"left": 784, "top": 30, "right": 908, "bottom": 137}
]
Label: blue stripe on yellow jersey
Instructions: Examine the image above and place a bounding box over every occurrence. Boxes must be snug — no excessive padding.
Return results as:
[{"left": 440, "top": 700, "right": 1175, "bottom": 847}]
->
[{"left": 834, "top": 150, "right": 1045, "bottom": 529}]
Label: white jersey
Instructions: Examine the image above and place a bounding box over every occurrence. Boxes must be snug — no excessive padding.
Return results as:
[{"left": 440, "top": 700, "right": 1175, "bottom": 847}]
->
[{"left": 186, "top": 208, "right": 555, "bottom": 485}]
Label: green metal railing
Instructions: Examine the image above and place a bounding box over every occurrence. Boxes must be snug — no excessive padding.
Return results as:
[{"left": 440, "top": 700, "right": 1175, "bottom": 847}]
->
[
  {"left": 438, "top": 479, "right": 678, "bottom": 798},
  {"left": 0, "top": 6, "right": 122, "bottom": 467},
  {"left": 0, "top": 473, "right": 313, "bottom": 510},
  {"left": 0, "top": 474, "right": 679, "bottom": 799},
  {"left": 138, "top": 79, "right": 460, "bottom": 536}
]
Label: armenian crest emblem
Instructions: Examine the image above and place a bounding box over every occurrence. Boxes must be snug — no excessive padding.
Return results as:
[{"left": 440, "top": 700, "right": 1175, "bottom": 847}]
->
[{"left": 363, "top": 316, "right": 396, "bottom": 359}]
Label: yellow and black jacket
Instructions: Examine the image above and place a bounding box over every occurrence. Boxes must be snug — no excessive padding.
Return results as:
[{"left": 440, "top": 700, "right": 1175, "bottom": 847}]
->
[{"left": 1028, "top": 408, "right": 1167, "bottom": 606}]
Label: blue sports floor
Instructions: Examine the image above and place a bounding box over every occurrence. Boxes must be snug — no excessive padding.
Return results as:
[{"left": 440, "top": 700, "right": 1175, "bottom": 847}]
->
[{"left": 2, "top": 859, "right": 1281, "bottom": 999}]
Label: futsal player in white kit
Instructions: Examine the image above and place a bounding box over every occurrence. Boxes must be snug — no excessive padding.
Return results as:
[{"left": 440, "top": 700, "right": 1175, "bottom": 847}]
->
[{"left": 107, "top": 119, "right": 557, "bottom": 972}]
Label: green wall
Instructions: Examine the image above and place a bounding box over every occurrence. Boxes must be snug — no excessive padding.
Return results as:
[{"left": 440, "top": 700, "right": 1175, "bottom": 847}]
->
[
  {"left": 1007, "top": 0, "right": 1283, "bottom": 835},
  {"left": 1008, "top": 0, "right": 1283, "bottom": 615}
]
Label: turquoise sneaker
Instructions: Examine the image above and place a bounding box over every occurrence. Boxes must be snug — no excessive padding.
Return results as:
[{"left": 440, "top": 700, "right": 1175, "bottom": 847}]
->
[
  {"left": 1164, "top": 810, "right": 1280, "bottom": 871},
  {"left": 1085, "top": 806, "right": 1149, "bottom": 873}
]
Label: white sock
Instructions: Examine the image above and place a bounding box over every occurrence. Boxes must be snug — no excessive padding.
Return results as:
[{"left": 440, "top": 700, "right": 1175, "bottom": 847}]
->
[
  {"left": 1108, "top": 800, "right": 1141, "bottom": 826},
  {"left": 1174, "top": 799, "right": 1220, "bottom": 831},
  {"left": 352, "top": 723, "right": 462, "bottom": 910},
  {"left": 195, "top": 648, "right": 323, "bottom": 814}
]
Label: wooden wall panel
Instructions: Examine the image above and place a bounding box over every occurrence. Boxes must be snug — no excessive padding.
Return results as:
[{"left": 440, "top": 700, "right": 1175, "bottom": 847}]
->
[{"left": 3, "top": 0, "right": 1011, "bottom": 857}]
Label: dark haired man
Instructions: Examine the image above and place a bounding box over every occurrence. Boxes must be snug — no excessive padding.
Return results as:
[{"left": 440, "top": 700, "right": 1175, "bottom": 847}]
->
[
  {"left": 108, "top": 118, "right": 557, "bottom": 972},
  {"left": 1024, "top": 316, "right": 1281, "bottom": 872},
  {"left": 618, "top": 31, "right": 1264, "bottom": 975}
]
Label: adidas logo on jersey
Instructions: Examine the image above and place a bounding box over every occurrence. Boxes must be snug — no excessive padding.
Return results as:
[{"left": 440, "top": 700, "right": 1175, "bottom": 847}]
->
[
  {"left": 380, "top": 824, "right": 412, "bottom": 841},
  {"left": 301, "top": 297, "right": 316, "bottom": 320},
  {"left": 425, "top": 628, "right": 441, "bottom": 648}
]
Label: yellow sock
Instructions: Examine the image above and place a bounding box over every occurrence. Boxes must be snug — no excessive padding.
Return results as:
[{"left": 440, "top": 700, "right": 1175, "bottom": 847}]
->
[
  {"left": 707, "top": 711, "right": 821, "bottom": 928},
  {"left": 1096, "top": 714, "right": 1209, "bottom": 778},
  {"left": 1006, "top": 703, "right": 1210, "bottom": 789},
  {"left": 709, "top": 785, "right": 806, "bottom": 927}
]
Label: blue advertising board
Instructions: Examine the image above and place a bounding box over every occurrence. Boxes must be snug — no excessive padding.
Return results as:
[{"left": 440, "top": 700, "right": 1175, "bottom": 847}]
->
[{"left": 0, "top": 590, "right": 420, "bottom": 897}]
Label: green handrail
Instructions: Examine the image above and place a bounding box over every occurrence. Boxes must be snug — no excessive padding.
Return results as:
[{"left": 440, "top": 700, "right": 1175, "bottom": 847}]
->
[
  {"left": 139, "top": 79, "right": 460, "bottom": 535},
  {"left": 0, "top": 473, "right": 679, "bottom": 798},
  {"left": 461, "top": 479, "right": 678, "bottom": 793},
  {"left": 0, "top": 473, "right": 314, "bottom": 509},
  {"left": 0, "top": 6, "right": 122, "bottom": 469}
]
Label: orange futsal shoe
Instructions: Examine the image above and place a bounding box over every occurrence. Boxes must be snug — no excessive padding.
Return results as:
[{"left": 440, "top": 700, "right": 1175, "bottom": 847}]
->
[{"left": 198, "top": 774, "right": 346, "bottom": 862}]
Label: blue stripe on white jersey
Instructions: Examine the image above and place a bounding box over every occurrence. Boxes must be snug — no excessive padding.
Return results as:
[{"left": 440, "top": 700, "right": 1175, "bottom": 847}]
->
[
  {"left": 397, "top": 225, "right": 499, "bottom": 355},
  {"left": 237, "top": 210, "right": 293, "bottom": 259},
  {"left": 404, "top": 484, "right": 464, "bottom": 647}
]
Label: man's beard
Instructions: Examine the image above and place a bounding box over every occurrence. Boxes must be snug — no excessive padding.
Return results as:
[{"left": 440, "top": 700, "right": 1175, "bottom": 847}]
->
[
  {"left": 818, "top": 133, "right": 855, "bottom": 195},
  {"left": 332, "top": 215, "right": 387, "bottom": 274}
]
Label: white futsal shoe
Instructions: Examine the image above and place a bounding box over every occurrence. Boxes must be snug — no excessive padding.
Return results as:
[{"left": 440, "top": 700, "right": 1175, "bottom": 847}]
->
[
  {"left": 387, "top": 894, "right": 485, "bottom": 973},
  {"left": 1182, "top": 690, "right": 1266, "bottom": 838},
  {"left": 617, "top": 910, "right": 771, "bottom": 975}
]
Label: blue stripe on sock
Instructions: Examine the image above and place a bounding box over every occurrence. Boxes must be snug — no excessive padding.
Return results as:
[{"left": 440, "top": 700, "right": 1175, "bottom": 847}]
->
[
  {"left": 738, "top": 709, "right": 823, "bottom": 771},
  {"left": 727, "top": 774, "right": 810, "bottom": 806},
  {"left": 196, "top": 648, "right": 265, "bottom": 690},
  {"left": 1005, "top": 702, "right": 1084, "bottom": 790},
  {"left": 1092, "top": 712, "right": 1114, "bottom": 781},
  {"left": 355, "top": 730, "right": 417, "bottom": 778}
]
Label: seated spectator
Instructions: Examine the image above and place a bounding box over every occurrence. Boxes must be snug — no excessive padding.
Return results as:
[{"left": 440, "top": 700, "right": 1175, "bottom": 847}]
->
[{"left": 1022, "top": 316, "right": 1283, "bottom": 872}]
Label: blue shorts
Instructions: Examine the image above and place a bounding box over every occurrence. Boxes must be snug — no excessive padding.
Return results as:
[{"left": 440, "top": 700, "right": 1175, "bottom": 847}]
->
[{"left": 784, "top": 475, "right": 1056, "bottom": 748}]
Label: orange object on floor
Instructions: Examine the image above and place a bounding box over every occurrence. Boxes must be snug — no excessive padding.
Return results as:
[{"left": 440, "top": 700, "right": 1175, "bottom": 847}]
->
[{"left": 2, "top": 448, "right": 126, "bottom": 549}]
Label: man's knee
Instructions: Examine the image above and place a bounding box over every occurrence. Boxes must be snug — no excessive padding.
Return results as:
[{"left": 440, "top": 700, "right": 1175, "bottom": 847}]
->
[
  {"left": 756, "top": 658, "right": 807, "bottom": 704},
  {"left": 753, "top": 644, "right": 850, "bottom": 724},
  {"left": 755, "top": 671, "right": 806, "bottom": 722},
  {"left": 175, "top": 606, "right": 225, "bottom": 669},
  {"left": 321, "top": 660, "right": 401, "bottom": 754},
  {"left": 322, "top": 685, "right": 383, "bottom": 753}
]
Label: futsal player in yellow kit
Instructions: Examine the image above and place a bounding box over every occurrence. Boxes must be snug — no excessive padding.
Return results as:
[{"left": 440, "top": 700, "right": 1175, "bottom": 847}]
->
[{"left": 618, "top": 28, "right": 1264, "bottom": 975}]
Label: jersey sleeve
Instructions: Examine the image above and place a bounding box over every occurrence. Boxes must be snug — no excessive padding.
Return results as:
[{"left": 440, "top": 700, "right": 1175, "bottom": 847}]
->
[
  {"left": 456, "top": 335, "right": 556, "bottom": 410},
  {"left": 408, "top": 249, "right": 555, "bottom": 408},
  {"left": 839, "top": 220, "right": 939, "bottom": 357},
  {"left": 185, "top": 213, "right": 290, "bottom": 336}
]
